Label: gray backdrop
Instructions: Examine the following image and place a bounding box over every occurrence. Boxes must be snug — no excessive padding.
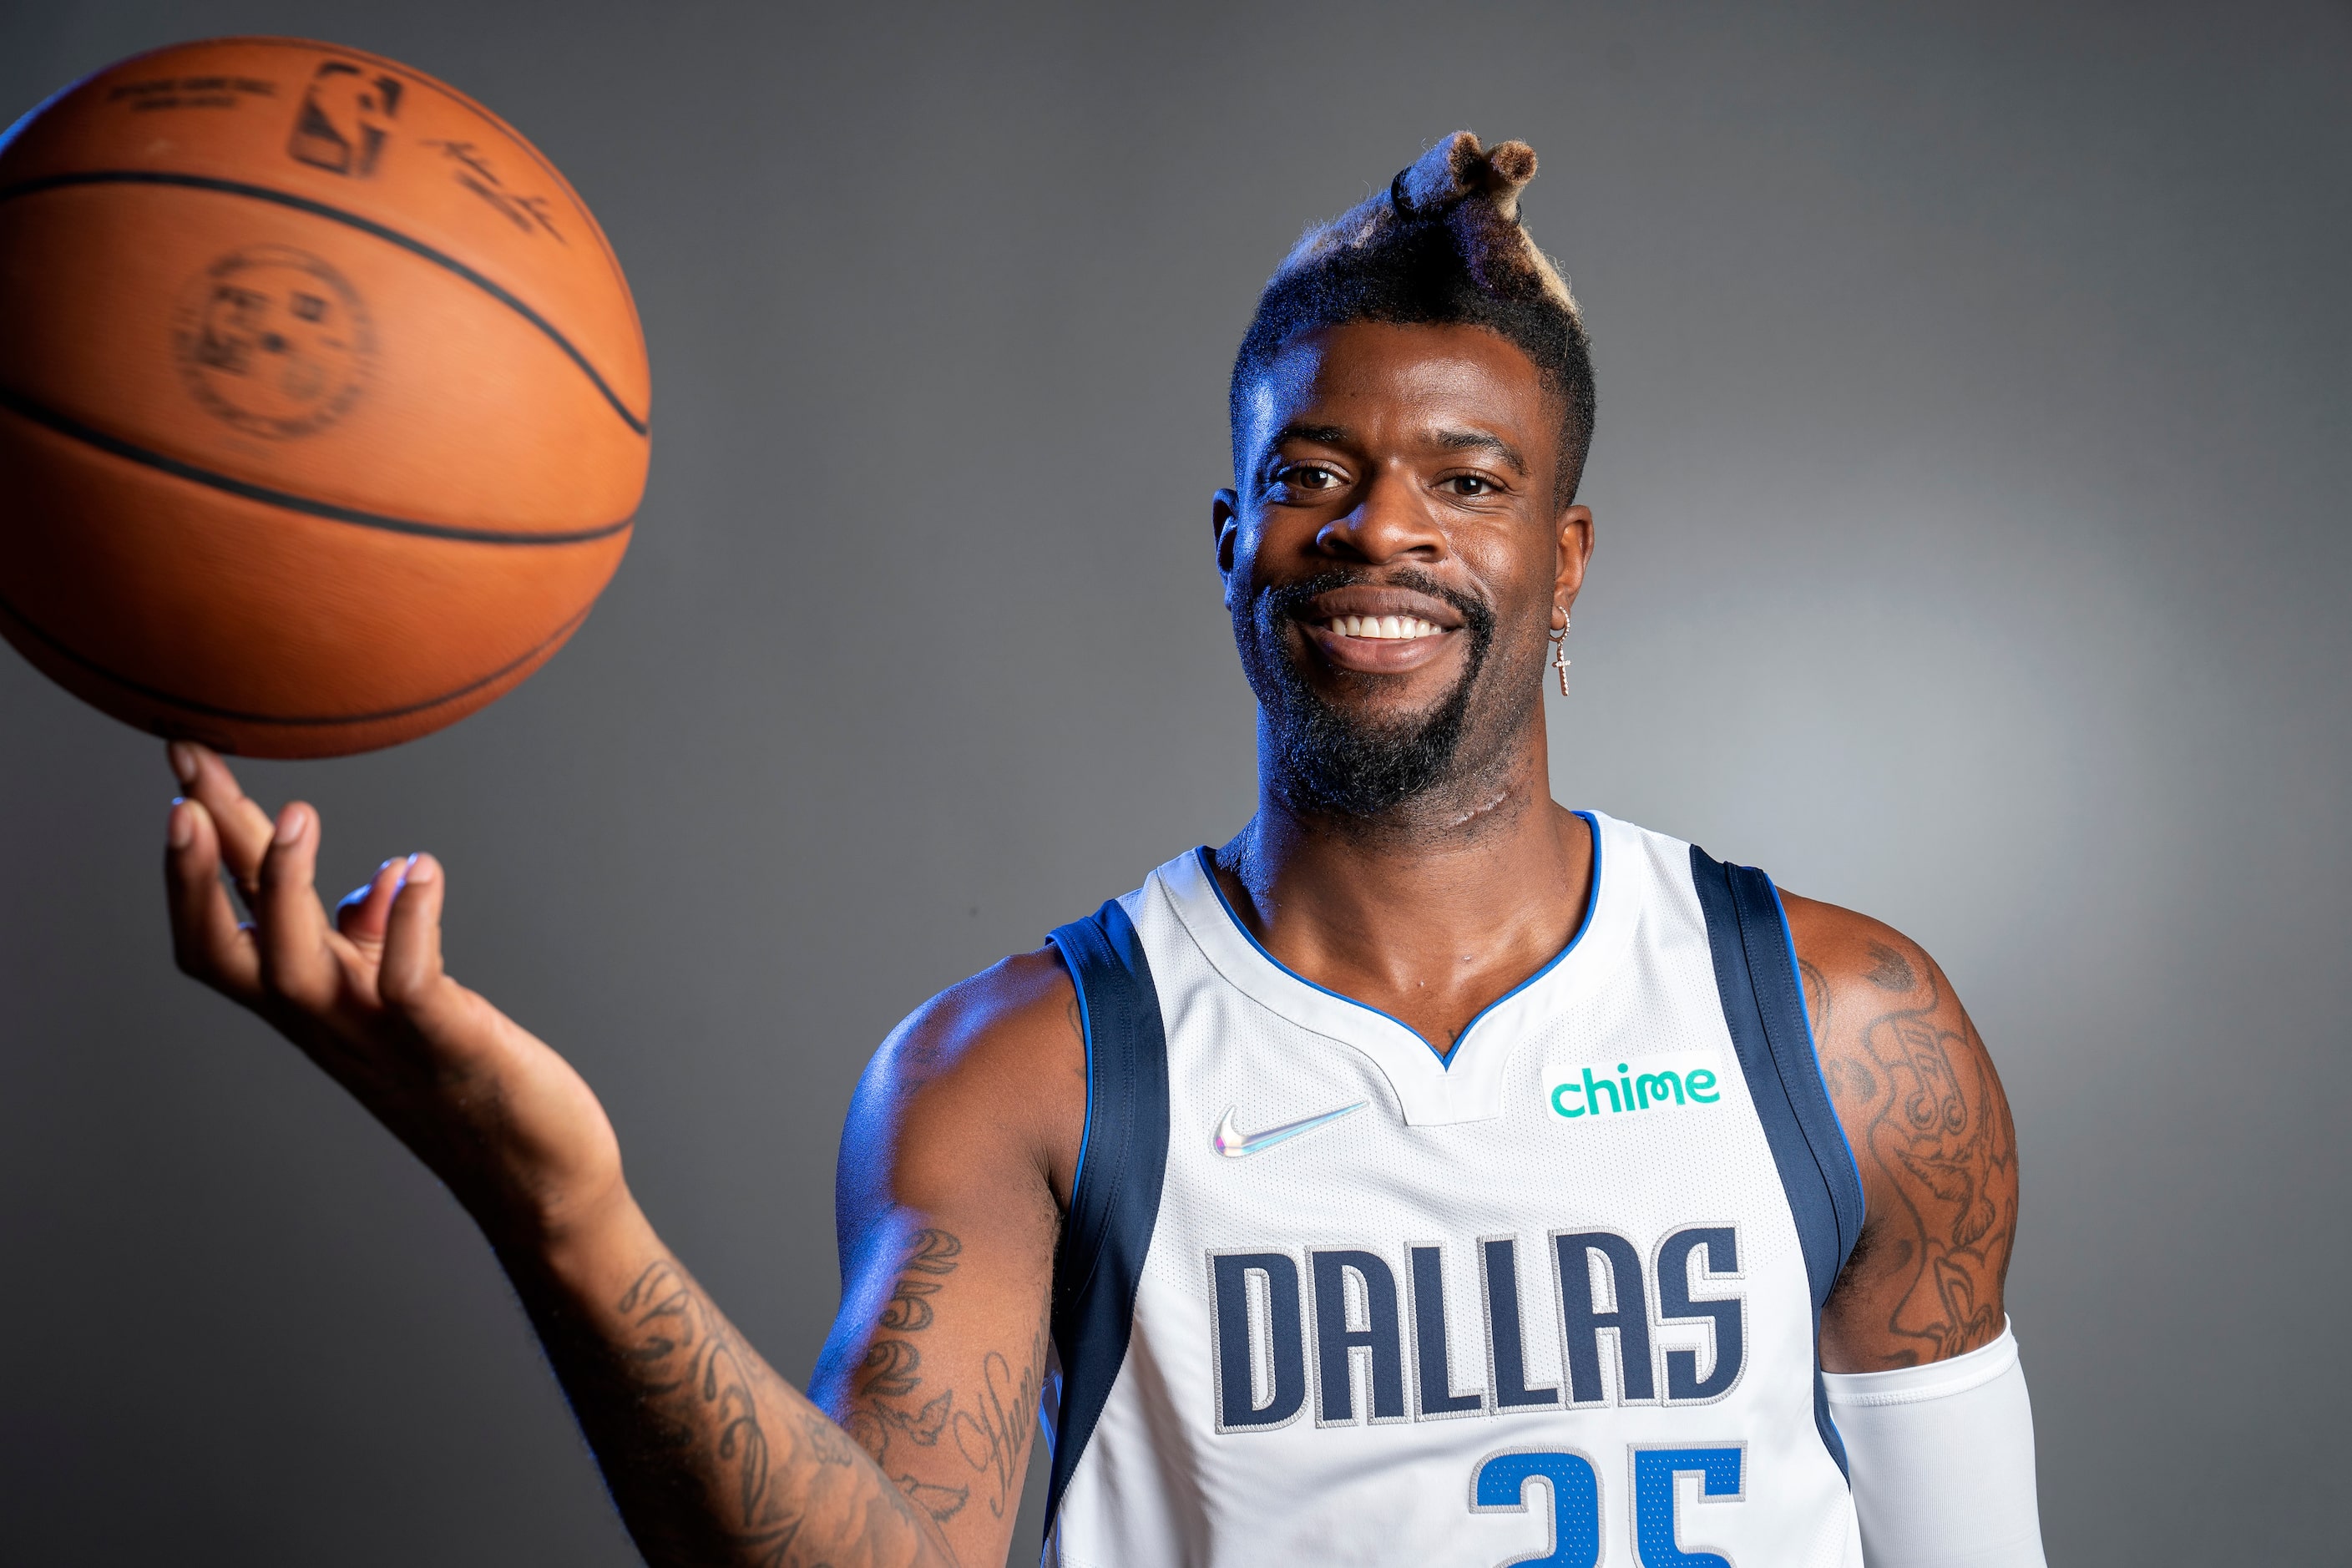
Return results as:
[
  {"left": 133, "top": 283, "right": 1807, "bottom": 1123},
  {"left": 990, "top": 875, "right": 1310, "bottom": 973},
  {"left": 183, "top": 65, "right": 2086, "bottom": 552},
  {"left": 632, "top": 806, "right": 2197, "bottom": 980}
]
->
[{"left": 3, "top": 3, "right": 2344, "bottom": 1562}]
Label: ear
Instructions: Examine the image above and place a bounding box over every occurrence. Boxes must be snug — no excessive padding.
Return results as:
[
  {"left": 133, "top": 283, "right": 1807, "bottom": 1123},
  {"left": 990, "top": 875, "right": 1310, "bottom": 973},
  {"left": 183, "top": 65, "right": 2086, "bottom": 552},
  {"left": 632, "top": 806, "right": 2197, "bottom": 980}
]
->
[
  {"left": 1213, "top": 488, "right": 1242, "bottom": 579},
  {"left": 1552, "top": 503, "right": 1594, "bottom": 615}
]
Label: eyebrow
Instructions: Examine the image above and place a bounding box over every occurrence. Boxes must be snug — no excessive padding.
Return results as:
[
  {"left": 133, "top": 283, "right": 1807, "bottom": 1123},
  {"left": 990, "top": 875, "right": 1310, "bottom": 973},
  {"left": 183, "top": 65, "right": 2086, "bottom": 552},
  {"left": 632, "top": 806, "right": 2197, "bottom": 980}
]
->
[
  {"left": 1267, "top": 422, "right": 1351, "bottom": 453},
  {"left": 1258, "top": 421, "right": 1530, "bottom": 476},
  {"left": 1433, "top": 427, "right": 1529, "bottom": 475}
]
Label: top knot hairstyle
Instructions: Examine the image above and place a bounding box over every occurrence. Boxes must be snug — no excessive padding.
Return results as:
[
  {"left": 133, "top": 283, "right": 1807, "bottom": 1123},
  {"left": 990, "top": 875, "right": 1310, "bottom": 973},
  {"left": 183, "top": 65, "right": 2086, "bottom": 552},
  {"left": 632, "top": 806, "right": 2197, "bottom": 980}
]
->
[{"left": 1231, "top": 132, "right": 1596, "bottom": 505}]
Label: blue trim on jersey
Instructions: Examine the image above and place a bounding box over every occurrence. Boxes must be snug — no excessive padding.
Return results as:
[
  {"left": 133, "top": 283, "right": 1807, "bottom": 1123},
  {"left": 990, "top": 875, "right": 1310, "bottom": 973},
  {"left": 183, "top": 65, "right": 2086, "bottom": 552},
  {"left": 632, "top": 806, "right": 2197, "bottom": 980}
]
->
[
  {"left": 1061, "top": 935, "right": 1098, "bottom": 1206},
  {"left": 1689, "top": 845, "right": 1869, "bottom": 1480},
  {"left": 1043, "top": 899, "right": 1172, "bottom": 1532},
  {"left": 1769, "top": 883, "right": 1868, "bottom": 1210},
  {"left": 1191, "top": 810, "right": 1603, "bottom": 1067}
]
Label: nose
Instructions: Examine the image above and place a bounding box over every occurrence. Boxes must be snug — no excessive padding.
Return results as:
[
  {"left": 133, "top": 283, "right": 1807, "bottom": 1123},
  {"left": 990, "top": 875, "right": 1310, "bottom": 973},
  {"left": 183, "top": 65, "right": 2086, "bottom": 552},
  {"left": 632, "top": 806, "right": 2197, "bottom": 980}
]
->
[{"left": 1313, "top": 468, "right": 1446, "bottom": 564}]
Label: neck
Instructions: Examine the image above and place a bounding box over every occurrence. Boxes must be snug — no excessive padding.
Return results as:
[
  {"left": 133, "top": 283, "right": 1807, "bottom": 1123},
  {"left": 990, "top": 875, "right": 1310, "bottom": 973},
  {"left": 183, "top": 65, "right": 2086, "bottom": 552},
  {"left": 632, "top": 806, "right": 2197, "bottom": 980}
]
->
[{"left": 1214, "top": 708, "right": 1596, "bottom": 1055}]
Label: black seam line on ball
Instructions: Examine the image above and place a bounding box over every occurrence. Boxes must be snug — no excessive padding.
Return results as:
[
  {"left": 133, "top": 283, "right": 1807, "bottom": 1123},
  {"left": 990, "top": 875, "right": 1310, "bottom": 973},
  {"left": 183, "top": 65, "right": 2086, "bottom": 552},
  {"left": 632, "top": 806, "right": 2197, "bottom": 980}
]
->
[
  {"left": 0, "top": 169, "right": 650, "bottom": 438},
  {"left": 0, "top": 387, "right": 635, "bottom": 545},
  {"left": 0, "top": 585, "right": 594, "bottom": 726}
]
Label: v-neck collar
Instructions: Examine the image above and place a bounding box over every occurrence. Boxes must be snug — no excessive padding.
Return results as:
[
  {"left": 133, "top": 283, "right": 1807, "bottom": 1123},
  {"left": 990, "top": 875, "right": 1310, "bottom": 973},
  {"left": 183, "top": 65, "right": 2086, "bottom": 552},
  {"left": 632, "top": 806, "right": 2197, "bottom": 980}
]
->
[{"left": 1158, "top": 811, "right": 1636, "bottom": 1125}]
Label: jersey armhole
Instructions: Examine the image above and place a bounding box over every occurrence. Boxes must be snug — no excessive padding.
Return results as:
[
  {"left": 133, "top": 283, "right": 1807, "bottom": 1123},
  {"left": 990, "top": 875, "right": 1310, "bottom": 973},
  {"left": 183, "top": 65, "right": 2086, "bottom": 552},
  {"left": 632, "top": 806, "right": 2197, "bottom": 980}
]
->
[
  {"left": 1690, "top": 844, "right": 1872, "bottom": 1482},
  {"left": 1041, "top": 898, "right": 1171, "bottom": 1530},
  {"left": 1766, "top": 881, "right": 1869, "bottom": 1224}
]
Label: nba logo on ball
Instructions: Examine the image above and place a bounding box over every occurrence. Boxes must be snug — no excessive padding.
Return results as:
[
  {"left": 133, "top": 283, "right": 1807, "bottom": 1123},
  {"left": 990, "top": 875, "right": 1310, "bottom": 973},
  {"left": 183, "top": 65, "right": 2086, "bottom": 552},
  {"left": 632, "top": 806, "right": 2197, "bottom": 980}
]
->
[{"left": 287, "top": 61, "right": 402, "bottom": 177}]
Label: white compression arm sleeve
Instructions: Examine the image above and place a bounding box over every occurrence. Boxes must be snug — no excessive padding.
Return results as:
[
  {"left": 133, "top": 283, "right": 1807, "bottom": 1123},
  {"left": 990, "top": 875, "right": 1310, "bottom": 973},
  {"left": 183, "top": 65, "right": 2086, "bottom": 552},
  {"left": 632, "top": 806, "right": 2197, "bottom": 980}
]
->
[{"left": 1821, "top": 1319, "right": 2048, "bottom": 1567}]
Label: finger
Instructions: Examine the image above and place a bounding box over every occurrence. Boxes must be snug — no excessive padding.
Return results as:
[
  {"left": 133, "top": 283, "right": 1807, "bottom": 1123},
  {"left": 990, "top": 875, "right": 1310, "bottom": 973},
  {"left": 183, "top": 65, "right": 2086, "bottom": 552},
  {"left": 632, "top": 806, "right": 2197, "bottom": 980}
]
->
[
  {"left": 254, "top": 802, "right": 341, "bottom": 1011},
  {"left": 164, "top": 797, "right": 261, "bottom": 998},
  {"left": 379, "top": 854, "right": 460, "bottom": 1029},
  {"left": 335, "top": 858, "right": 407, "bottom": 947},
  {"left": 168, "top": 741, "right": 276, "bottom": 893}
]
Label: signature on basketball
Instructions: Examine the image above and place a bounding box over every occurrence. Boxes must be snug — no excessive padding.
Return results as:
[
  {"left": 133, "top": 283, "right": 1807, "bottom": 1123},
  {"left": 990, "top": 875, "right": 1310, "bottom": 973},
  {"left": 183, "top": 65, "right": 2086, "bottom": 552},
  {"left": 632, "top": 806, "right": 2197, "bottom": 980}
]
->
[{"left": 422, "top": 139, "right": 568, "bottom": 245}]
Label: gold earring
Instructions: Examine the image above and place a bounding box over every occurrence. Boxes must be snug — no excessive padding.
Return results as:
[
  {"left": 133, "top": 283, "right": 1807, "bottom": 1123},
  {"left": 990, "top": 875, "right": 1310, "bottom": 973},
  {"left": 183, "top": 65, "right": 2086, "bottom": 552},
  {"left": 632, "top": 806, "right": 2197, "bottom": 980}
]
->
[{"left": 1549, "top": 609, "right": 1571, "bottom": 696}]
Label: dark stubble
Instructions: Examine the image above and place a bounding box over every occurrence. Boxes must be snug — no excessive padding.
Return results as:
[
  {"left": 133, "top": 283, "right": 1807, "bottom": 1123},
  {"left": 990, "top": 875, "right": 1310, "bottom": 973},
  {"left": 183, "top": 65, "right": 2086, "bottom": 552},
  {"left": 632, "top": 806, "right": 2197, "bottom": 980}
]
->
[{"left": 1235, "top": 568, "right": 1500, "bottom": 821}]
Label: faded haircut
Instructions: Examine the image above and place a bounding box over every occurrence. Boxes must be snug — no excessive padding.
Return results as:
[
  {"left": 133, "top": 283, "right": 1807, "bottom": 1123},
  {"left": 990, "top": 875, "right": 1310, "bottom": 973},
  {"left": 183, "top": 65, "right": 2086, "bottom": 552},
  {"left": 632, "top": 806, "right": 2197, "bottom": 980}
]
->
[{"left": 1231, "top": 132, "right": 1596, "bottom": 507}]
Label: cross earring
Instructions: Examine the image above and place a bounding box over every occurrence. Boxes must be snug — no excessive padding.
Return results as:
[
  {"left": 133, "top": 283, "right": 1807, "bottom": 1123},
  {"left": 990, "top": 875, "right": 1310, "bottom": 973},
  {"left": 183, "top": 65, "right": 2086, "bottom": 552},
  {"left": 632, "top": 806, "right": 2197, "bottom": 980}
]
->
[{"left": 1549, "top": 610, "right": 1571, "bottom": 696}]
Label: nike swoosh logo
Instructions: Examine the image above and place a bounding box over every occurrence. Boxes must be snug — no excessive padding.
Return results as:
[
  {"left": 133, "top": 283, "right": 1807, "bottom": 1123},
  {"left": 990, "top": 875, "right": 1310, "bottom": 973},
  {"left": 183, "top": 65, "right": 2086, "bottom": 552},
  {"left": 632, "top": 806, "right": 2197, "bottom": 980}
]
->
[{"left": 1212, "top": 1100, "right": 1368, "bottom": 1158}]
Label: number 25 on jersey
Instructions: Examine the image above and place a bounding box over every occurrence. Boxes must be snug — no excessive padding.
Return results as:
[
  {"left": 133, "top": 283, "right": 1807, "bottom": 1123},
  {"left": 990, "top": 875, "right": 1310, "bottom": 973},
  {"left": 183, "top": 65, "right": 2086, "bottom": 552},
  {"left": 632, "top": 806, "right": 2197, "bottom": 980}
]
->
[{"left": 1472, "top": 1444, "right": 1743, "bottom": 1567}]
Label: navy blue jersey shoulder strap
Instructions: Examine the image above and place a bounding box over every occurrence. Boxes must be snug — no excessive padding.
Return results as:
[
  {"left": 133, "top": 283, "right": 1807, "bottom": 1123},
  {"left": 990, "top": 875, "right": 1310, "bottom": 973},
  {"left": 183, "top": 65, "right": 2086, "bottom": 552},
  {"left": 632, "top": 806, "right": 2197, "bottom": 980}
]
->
[
  {"left": 1689, "top": 843, "right": 1868, "bottom": 1475},
  {"left": 1043, "top": 897, "right": 1171, "bottom": 1528}
]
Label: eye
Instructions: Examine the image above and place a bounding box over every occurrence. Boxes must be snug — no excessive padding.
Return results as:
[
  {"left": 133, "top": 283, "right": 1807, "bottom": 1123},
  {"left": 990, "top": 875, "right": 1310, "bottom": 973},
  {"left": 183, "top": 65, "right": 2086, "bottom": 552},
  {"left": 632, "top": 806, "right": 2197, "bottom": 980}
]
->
[
  {"left": 1272, "top": 463, "right": 1346, "bottom": 493},
  {"left": 1439, "top": 473, "right": 1502, "bottom": 497}
]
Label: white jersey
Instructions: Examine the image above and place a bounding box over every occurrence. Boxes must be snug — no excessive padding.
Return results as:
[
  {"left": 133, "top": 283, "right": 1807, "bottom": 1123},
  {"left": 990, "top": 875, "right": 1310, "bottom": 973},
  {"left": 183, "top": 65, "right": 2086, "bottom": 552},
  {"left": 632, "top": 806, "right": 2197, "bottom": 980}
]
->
[{"left": 1037, "top": 812, "right": 1868, "bottom": 1567}]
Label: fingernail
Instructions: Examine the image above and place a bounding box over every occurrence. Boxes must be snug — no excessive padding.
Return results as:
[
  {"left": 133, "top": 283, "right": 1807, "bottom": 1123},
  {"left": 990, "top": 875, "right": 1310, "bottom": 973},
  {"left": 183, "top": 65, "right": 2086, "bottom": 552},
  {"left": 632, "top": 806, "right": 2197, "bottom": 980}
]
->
[
  {"left": 168, "top": 741, "right": 196, "bottom": 785},
  {"left": 274, "top": 805, "right": 306, "bottom": 846},
  {"left": 167, "top": 799, "right": 193, "bottom": 850},
  {"left": 404, "top": 853, "right": 438, "bottom": 884}
]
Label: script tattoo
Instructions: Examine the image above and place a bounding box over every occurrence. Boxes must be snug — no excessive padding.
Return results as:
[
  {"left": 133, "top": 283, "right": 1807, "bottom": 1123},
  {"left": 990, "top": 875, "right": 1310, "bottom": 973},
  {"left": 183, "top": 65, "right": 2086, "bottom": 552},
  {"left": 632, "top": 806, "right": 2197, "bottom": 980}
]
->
[
  {"left": 841, "top": 1227, "right": 1053, "bottom": 1530},
  {"left": 609, "top": 1258, "right": 929, "bottom": 1566},
  {"left": 952, "top": 1321, "right": 1050, "bottom": 1520},
  {"left": 1808, "top": 943, "right": 2020, "bottom": 1367}
]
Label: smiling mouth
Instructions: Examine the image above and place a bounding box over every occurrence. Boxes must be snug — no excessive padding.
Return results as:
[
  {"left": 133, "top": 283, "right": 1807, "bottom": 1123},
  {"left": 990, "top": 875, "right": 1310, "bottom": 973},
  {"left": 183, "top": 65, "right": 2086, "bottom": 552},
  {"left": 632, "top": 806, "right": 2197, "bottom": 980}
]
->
[{"left": 1319, "top": 614, "right": 1445, "bottom": 641}]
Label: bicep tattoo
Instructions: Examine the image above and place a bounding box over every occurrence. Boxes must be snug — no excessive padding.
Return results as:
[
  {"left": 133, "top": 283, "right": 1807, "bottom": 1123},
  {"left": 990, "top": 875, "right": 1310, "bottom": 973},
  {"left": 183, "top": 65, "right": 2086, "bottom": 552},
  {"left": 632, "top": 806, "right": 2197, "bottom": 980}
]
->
[
  {"left": 839, "top": 1227, "right": 1051, "bottom": 1530},
  {"left": 1822, "top": 943, "right": 2020, "bottom": 1367}
]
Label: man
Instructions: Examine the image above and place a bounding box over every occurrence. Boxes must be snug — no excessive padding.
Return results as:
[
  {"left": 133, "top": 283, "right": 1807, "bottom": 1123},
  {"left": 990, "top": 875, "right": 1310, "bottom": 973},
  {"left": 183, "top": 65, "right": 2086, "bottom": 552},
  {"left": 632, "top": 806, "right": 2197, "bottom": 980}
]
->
[{"left": 161, "top": 134, "right": 2044, "bottom": 1565}]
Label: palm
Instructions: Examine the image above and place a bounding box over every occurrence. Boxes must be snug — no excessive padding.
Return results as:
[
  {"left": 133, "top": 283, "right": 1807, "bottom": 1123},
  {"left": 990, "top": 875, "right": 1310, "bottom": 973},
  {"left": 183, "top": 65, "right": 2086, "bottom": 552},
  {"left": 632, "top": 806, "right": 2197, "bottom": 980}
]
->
[{"left": 163, "top": 742, "right": 624, "bottom": 1246}]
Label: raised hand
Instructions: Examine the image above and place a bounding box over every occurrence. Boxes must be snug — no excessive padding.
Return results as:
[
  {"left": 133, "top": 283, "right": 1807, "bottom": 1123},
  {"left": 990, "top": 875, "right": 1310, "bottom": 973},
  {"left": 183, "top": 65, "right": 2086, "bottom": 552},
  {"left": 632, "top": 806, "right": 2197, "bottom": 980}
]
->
[
  {"left": 162, "top": 741, "right": 623, "bottom": 1247},
  {"left": 157, "top": 741, "right": 966, "bottom": 1567}
]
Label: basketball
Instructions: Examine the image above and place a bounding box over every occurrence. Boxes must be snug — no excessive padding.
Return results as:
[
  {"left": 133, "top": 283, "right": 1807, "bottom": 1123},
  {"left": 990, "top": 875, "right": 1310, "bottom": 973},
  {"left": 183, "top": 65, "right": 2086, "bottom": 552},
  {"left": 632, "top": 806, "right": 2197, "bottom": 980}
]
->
[{"left": 0, "top": 37, "right": 648, "bottom": 757}]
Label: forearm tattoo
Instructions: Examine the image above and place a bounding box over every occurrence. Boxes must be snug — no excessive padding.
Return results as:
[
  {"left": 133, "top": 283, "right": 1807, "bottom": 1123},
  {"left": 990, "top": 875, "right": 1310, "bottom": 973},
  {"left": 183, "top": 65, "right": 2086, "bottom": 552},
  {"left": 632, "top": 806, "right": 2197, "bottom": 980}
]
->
[
  {"left": 565, "top": 1256, "right": 934, "bottom": 1568},
  {"left": 1807, "top": 943, "right": 2020, "bottom": 1367}
]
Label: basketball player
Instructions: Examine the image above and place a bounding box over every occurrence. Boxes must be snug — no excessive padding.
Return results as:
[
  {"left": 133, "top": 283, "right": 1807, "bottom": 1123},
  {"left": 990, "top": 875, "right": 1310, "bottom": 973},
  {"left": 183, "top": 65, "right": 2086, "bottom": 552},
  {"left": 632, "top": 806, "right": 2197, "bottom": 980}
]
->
[{"left": 159, "top": 134, "right": 2045, "bottom": 1565}]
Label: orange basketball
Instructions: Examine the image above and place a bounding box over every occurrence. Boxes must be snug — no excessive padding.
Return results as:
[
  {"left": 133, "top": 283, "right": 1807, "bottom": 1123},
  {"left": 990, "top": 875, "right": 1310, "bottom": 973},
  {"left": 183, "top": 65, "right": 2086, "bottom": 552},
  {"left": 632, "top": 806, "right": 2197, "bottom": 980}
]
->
[{"left": 0, "top": 37, "right": 648, "bottom": 756}]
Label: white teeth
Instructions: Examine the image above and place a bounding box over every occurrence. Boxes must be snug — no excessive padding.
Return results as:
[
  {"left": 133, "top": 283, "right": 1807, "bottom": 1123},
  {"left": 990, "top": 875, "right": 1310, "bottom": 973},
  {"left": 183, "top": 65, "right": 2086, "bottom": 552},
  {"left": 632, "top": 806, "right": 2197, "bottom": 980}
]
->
[{"left": 1328, "top": 615, "right": 1446, "bottom": 640}]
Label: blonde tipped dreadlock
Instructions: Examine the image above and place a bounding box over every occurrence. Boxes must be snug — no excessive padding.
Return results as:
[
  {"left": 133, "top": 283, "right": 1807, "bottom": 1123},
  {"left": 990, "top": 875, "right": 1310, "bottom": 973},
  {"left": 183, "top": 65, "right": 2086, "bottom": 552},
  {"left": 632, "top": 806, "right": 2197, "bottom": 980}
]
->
[{"left": 1232, "top": 132, "right": 1596, "bottom": 503}]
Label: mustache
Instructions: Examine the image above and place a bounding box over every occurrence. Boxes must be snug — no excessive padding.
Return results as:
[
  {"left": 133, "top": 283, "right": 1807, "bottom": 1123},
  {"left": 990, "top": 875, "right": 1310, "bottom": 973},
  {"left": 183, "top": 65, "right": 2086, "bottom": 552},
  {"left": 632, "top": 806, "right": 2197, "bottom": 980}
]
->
[{"left": 1259, "top": 568, "right": 1496, "bottom": 641}]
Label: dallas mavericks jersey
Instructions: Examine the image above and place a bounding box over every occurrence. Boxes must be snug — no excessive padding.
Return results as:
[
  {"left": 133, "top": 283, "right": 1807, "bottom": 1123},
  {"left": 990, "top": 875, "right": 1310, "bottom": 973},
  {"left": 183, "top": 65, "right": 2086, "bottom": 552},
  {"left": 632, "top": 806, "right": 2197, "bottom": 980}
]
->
[{"left": 1037, "top": 812, "right": 1868, "bottom": 1567}]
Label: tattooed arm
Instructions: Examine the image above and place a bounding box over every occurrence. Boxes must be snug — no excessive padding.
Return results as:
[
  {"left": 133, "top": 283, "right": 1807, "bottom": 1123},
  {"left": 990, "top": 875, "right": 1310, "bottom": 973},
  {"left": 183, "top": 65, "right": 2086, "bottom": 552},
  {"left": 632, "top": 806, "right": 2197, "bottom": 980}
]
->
[
  {"left": 809, "top": 950, "right": 1087, "bottom": 1567},
  {"left": 157, "top": 743, "right": 1078, "bottom": 1565},
  {"left": 1783, "top": 895, "right": 2021, "bottom": 1372},
  {"left": 502, "top": 1215, "right": 949, "bottom": 1565}
]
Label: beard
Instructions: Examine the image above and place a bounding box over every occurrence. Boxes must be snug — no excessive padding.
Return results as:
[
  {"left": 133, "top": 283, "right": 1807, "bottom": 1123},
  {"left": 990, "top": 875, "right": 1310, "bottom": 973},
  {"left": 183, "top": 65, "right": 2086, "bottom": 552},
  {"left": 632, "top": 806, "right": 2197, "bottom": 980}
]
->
[{"left": 1235, "top": 568, "right": 1504, "bottom": 822}]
